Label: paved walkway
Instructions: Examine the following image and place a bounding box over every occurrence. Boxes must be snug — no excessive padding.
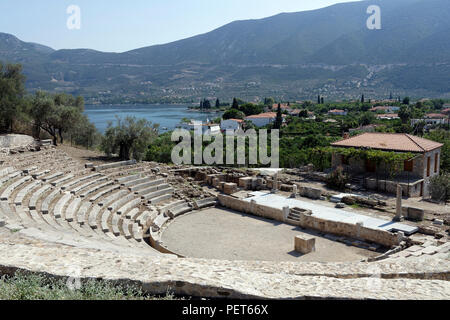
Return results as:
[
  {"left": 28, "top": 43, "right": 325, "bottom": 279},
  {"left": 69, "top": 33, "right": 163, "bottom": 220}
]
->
[{"left": 245, "top": 192, "right": 418, "bottom": 235}]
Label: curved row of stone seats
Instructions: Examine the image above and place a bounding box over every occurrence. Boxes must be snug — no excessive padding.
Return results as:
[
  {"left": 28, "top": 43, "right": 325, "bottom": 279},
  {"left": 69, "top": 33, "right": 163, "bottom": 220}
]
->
[
  {"left": 102, "top": 165, "right": 143, "bottom": 178},
  {"left": 132, "top": 179, "right": 167, "bottom": 194},
  {"left": 141, "top": 186, "right": 174, "bottom": 200},
  {"left": 0, "top": 167, "right": 15, "bottom": 177},
  {"left": 61, "top": 173, "right": 102, "bottom": 191},
  {"left": 31, "top": 170, "right": 50, "bottom": 179},
  {"left": 108, "top": 194, "right": 140, "bottom": 213},
  {"left": 136, "top": 210, "right": 154, "bottom": 229},
  {"left": 53, "top": 193, "right": 72, "bottom": 219},
  {"left": 29, "top": 184, "right": 52, "bottom": 210},
  {"left": 142, "top": 187, "right": 174, "bottom": 203},
  {"left": 76, "top": 201, "right": 92, "bottom": 226},
  {"left": 87, "top": 204, "right": 102, "bottom": 230},
  {"left": 151, "top": 213, "right": 171, "bottom": 232},
  {"left": 0, "top": 169, "right": 22, "bottom": 184},
  {"left": 167, "top": 202, "right": 193, "bottom": 218},
  {"left": 124, "top": 208, "right": 139, "bottom": 220},
  {"left": 89, "top": 185, "right": 121, "bottom": 202},
  {"left": 41, "top": 189, "right": 61, "bottom": 215},
  {"left": 51, "top": 174, "right": 74, "bottom": 186},
  {"left": 79, "top": 180, "right": 114, "bottom": 198},
  {"left": 71, "top": 176, "right": 108, "bottom": 195},
  {"left": 122, "top": 220, "right": 136, "bottom": 240},
  {"left": 130, "top": 223, "right": 143, "bottom": 242},
  {"left": 115, "top": 174, "right": 141, "bottom": 185},
  {"left": 0, "top": 201, "right": 16, "bottom": 222},
  {"left": 14, "top": 180, "right": 41, "bottom": 206},
  {"left": 122, "top": 177, "right": 151, "bottom": 188},
  {"left": 110, "top": 214, "right": 121, "bottom": 236},
  {"left": 40, "top": 172, "right": 64, "bottom": 182},
  {"left": 1, "top": 175, "right": 32, "bottom": 201},
  {"left": 93, "top": 160, "right": 137, "bottom": 172},
  {"left": 22, "top": 166, "right": 38, "bottom": 174},
  {"left": 98, "top": 190, "right": 129, "bottom": 207},
  {"left": 158, "top": 200, "right": 186, "bottom": 215},
  {"left": 65, "top": 197, "right": 81, "bottom": 222},
  {"left": 193, "top": 197, "right": 217, "bottom": 209},
  {"left": 116, "top": 198, "right": 141, "bottom": 216}
]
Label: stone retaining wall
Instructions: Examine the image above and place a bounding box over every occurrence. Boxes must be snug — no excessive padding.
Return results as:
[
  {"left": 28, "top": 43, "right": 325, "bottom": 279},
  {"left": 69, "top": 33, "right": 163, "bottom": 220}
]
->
[{"left": 218, "top": 195, "right": 400, "bottom": 247}]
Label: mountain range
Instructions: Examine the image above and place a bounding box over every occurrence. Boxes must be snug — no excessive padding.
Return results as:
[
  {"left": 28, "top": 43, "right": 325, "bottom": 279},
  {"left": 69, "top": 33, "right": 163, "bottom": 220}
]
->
[{"left": 1, "top": 0, "right": 449, "bottom": 103}]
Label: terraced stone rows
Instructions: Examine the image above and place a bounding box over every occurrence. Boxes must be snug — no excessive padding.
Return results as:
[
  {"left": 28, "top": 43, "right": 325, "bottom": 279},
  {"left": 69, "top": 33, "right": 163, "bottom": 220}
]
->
[{"left": 1, "top": 159, "right": 179, "bottom": 252}]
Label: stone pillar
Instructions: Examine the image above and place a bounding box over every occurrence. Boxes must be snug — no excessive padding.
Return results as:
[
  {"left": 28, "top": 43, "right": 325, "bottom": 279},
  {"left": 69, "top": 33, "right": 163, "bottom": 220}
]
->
[
  {"left": 282, "top": 206, "right": 290, "bottom": 221},
  {"left": 271, "top": 173, "right": 278, "bottom": 193},
  {"left": 394, "top": 184, "right": 403, "bottom": 221},
  {"left": 295, "top": 235, "right": 316, "bottom": 254},
  {"left": 290, "top": 184, "right": 298, "bottom": 198}
]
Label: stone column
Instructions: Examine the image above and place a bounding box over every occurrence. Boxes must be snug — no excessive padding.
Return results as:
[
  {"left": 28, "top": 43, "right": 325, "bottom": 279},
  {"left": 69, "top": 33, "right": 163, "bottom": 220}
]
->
[
  {"left": 282, "top": 206, "right": 290, "bottom": 221},
  {"left": 394, "top": 184, "right": 403, "bottom": 221},
  {"left": 271, "top": 172, "right": 278, "bottom": 193},
  {"left": 290, "top": 184, "right": 298, "bottom": 198}
]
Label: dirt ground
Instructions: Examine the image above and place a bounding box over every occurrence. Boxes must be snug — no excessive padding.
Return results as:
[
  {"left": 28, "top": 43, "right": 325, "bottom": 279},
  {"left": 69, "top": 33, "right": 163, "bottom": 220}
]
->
[
  {"left": 57, "top": 144, "right": 109, "bottom": 165},
  {"left": 161, "top": 208, "right": 379, "bottom": 262}
]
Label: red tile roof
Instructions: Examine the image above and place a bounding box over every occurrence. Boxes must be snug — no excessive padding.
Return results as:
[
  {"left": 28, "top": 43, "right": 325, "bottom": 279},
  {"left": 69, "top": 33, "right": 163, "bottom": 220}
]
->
[
  {"left": 331, "top": 133, "right": 443, "bottom": 153},
  {"left": 425, "top": 113, "right": 448, "bottom": 119},
  {"left": 246, "top": 112, "right": 278, "bottom": 119}
]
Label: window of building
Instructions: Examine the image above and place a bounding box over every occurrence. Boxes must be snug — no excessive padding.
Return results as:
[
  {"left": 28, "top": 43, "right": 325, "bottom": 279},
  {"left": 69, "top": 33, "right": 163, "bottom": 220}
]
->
[
  {"left": 435, "top": 153, "right": 439, "bottom": 173},
  {"left": 404, "top": 159, "right": 413, "bottom": 172},
  {"left": 427, "top": 156, "right": 431, "bottom": 177}
]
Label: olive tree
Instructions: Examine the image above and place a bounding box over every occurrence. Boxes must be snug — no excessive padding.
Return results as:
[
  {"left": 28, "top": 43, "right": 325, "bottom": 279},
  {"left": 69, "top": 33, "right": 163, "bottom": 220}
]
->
[{"left": 101, "top": 116, "right": 159, "bottom": 161}]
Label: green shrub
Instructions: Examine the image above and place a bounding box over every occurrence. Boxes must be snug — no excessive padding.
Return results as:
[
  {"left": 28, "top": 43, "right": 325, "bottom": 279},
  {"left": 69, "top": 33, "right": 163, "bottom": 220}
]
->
[
  {"left": 0, "top": 272, "right": 179, "bottom": 300},
  {"left": 326, "top": 166, "right": 349, "bottom": 190},
  {"left": 429, "top": 173, "right": 450, "bottom": 203}
]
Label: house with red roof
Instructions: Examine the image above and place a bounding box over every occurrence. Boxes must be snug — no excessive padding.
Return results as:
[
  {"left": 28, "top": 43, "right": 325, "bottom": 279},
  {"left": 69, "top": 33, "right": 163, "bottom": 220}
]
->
[
  {"left": 245, "top": 112, "right": 286, "bottom": 127},
  {"left": 327, "top": 109, "right": 348, "bottom": 116},
  {"left": 411, "top": 113, "right": 449, "bottom": 127},
  {"left": 331, "top": 133, "right": 443, "bottom": 197}
]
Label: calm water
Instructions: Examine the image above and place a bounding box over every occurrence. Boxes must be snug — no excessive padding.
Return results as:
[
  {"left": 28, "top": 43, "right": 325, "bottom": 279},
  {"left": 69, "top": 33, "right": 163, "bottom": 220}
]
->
[{"left": 84, "top": 104, "right": 222, "bottom": 133}]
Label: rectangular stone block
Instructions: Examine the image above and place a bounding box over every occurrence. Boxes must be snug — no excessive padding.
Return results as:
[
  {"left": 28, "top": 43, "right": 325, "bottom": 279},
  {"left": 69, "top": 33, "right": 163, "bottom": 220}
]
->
[
  {"left": 223, "top": 183, "right": 238, "bottom": 195},
  {"left": 238, "top": 177, "right": 252, "bottom": 189},
  {"left": 295, "top": 235, "right": 316, "bottom": 254},
  {"left": 212, "top": 178, "right": 220, "bottom": 188}
]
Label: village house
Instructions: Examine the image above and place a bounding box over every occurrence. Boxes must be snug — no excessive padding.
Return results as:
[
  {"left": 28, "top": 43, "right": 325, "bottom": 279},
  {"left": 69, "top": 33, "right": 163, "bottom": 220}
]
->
[
  {"left": 327, "top": 109, "right": 348, "bottom": 116},
  {"left": 177, "top": 120, "right": 221, "bottom": 135},
  {"left": 442, "top": 107, "right": 450, "bottom": 115},
  {"left": 245, "top": 112, "right": 285, "bottom": 127},
  {"left": 331, "top": 133, "right": 443, "bottom": 197},
  {"left": 370, "top": 106, "right": 400, "bottom": 113},
  {"left": 411, "top": 113, "right": 449, "bottom": 127},
  {"left": 376, "top": 113, "right": 399, "bottom": 120},
  {"left": 220, "top": 119, "right": 244, "bottom": 132}
]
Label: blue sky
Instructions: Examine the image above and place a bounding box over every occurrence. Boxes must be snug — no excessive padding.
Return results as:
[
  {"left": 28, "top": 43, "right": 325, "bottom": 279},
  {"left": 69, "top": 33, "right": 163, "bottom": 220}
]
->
[{"left": 0, "top": 0, "right": 360, "bottom": 52}]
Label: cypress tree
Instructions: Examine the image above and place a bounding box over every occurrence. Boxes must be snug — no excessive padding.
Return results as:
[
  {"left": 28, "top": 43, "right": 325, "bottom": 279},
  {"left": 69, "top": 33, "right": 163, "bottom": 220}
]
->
[
  {"left": 274, "top": 103, "right": 283, "bottom": 129},
  {"left": 232, "top": 98, "right": 239, "bottom": 109}
]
